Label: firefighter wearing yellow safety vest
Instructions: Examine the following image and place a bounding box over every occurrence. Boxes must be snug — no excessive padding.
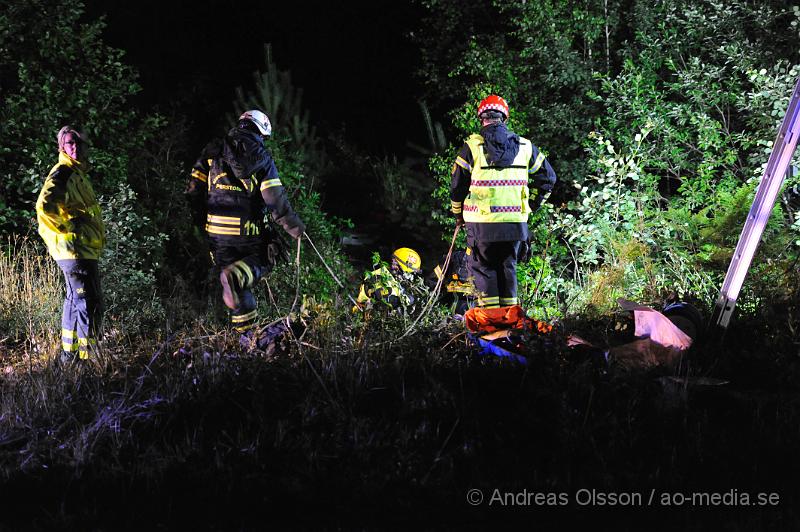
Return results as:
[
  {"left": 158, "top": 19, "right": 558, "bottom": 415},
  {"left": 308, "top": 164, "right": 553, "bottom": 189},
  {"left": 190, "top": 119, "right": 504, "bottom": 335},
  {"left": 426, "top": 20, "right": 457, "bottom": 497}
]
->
[
  {"left": 355, "top": 247, "right": 422, "bottom": 311},
  {"left": 36, "top": 126, "right": 106, "bottom": 362},
  {"left": 449, "top": 95, "right": 556, "bottom": 309},
  {"left": 186, "top": 110, "right": 305, "bottom": 339}
]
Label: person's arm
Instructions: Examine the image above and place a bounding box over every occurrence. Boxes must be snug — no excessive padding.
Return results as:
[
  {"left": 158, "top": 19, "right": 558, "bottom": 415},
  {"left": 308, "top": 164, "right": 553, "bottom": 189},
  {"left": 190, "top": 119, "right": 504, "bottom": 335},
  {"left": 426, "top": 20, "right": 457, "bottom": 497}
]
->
[
  {"left": 528, "top": 144, "right": 557, "bottom": 210},
  {"left": 259, "top": 153, "right": 305, "bottom": 239},
  {"left": 186, "top": 142, "right": 215, "bottom": 230},
  {"left": 450, "top": 144, "right": 474, "bottom": 223},
  {"left": 36, "top": 166, "right": 74, "bottom": 235}
]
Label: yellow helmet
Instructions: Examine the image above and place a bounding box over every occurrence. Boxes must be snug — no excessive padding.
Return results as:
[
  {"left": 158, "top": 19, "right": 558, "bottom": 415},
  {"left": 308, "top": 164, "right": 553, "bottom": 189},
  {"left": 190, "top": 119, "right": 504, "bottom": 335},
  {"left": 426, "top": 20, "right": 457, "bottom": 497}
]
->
[{"left": 392, "top": 247, "right": 421, "bottom": 273}]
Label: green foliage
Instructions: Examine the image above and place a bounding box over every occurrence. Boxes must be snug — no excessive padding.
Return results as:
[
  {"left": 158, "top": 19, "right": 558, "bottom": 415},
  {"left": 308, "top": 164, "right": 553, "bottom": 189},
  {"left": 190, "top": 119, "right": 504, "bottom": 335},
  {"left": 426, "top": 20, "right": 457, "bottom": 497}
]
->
[
  {"left": 0, "top": 0, "right": 140, "bottom": 228},
  {"left": 371, "top": 155, "right": 439, "bottom": 233},
  {"left": 570, "top": 1, "right": 800, "bottom": 312},
  {"left": 101, "top": 188, "right": 166, "bottom": 323},
  {"left": 227, "top": 46, "right": 354, "bottom": 313},
  {"left": 254, "top": 137, "right": 352, "bottom": 311},
  {"left": 428, "top": 148, "right": 466, "bottom": 247},
  {"left": 0, "top": 238, "right": 62, "bottom": 343},
  {"left": 420, "top": 0, "right": 800, "bottom": 318},
  {"left": 232, "top": 44, "right": 329, "bottom": 176},
  {"left": 0, "top": 0, "right": 186, "bottom": 328},
  {"left": 413, "top": 0, "right": 617, "bottom": 189}
]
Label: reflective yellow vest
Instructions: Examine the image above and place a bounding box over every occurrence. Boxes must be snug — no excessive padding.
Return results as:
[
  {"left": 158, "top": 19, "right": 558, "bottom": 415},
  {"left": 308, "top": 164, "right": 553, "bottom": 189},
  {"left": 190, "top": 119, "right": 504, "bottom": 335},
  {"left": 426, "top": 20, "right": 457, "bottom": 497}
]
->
[
  {"left": 462, "top": 134, "right": 533, "bottom": 223},
  {"left": 36, "top": 152, "right": 105, "bottom": 260},
  {"left": 355, "top": 265, "right": 410, "bottom": 309}
]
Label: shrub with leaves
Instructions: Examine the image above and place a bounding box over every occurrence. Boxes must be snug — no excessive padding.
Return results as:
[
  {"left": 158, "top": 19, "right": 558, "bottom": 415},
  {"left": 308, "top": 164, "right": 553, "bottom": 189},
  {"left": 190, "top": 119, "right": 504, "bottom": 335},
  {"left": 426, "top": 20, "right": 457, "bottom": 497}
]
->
[
  {"left": 421, "top": 0, "right": 800, "bottom": 318},
  {"left": 0, "top": 0, "right": 190, "bottom": 331},
  {"left": 229, "top": 45, "right": 354, "bottom": 313}
]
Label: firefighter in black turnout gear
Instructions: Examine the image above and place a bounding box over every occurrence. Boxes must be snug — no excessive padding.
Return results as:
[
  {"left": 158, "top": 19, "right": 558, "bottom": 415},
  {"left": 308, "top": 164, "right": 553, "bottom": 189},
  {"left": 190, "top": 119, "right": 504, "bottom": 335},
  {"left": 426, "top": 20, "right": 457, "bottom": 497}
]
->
[
  {"left": 186, "top": 110, "right": 305, "bottom": 334},
  {"left": 450, "top": 95, "right": 556, "bottom": 309}
]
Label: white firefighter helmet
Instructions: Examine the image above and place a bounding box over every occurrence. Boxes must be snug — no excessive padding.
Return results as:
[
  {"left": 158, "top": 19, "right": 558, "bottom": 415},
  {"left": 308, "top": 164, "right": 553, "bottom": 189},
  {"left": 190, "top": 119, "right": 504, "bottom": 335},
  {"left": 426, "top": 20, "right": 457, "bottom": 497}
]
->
[{"left": 239, "top": 109, "right": 272, "bottom": 137}]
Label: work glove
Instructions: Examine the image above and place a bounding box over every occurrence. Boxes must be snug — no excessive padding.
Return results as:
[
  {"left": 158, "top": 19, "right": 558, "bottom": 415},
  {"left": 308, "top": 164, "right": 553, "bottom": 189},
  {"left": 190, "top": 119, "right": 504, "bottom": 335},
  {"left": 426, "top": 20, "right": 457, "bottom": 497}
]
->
[
  {"left": 529, "top": 193, "right": 544, "bottom": 212},
  {"left": 453, "top": 212, "right": 465, "bottom": 227},
  {"left": 267, "top": 238, "right": 290, "bottom": 266},
  {"left": 286, "top": 220, "right": 306, "bottom": 240},
  {"left": 518, "top": 237, "right": 532, "bottom": 263},
  {"left": 264, "top": 222, "right": 291, "bottom": 266}
]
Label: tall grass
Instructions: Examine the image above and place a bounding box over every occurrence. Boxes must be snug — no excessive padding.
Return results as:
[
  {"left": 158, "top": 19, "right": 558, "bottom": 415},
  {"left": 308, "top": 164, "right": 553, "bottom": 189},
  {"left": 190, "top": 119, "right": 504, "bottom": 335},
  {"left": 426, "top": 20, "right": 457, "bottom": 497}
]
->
[
  {"left": 0, "top": 238, "right": 62, "bottom": 358},
  {"left": 1, "top": 240, "right": 799, "bottom": 529}
]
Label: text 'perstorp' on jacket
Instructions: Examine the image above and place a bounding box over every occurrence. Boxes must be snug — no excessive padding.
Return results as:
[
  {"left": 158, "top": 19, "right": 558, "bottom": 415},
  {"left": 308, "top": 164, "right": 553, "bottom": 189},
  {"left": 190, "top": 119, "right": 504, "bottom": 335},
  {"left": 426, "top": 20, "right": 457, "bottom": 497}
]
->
[{"left": 185, "top": 128, "right": 305, "bottom": 242}]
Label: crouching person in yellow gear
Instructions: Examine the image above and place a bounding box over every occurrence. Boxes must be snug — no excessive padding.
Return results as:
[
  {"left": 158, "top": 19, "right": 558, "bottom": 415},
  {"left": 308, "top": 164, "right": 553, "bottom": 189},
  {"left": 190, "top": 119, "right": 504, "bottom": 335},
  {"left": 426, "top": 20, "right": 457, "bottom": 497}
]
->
[
  {"left": 354, "top": 247, "right": 422, "bottom": 312},
  {"left": 426, "top": 248, "right": 477, "bottom": 314},
  {"left": 36, "top": 126, "right": 106, "bottom": 362}
]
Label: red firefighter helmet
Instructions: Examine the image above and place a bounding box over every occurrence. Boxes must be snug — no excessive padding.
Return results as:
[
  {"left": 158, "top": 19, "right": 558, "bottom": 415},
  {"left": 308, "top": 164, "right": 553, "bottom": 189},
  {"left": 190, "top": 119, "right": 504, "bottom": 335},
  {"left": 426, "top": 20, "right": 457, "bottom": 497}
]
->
[{"left": 477, "top": 95, "right": 509, "bottom": 119}]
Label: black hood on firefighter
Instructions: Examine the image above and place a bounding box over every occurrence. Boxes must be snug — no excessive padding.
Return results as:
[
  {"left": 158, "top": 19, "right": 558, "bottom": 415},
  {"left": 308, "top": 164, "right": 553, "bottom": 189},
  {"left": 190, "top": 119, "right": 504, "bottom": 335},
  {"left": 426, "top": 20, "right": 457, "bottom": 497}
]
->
[
  {"left": 222, "top": 127, "right": 269, "bottom": 179},
  {"left": 481, "top": 123, "right": 520, "bottom": 166}
]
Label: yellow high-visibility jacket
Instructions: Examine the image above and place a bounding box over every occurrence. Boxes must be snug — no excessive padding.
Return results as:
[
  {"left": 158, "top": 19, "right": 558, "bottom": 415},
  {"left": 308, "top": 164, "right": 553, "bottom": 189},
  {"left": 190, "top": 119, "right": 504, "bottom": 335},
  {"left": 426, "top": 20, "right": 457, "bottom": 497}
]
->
[
  {"left": 461, "top": 134, "right": 534, "bottom": 223},
  {"left": 36, "top": 152, "right": 105, "bottom": 260},
  {"left": 449, "top": 126, "right": 556, "bottom": 242},
  {"left": 354, "top": 265, "right": 412, "bottom": 311}
]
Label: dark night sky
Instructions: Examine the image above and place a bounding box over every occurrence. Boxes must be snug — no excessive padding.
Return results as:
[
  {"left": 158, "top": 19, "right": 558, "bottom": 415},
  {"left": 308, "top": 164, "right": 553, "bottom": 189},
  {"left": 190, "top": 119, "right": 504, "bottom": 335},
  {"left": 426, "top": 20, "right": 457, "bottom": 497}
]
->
[{"left": 83, "top": 0, "right": 430, "bottom": 154}]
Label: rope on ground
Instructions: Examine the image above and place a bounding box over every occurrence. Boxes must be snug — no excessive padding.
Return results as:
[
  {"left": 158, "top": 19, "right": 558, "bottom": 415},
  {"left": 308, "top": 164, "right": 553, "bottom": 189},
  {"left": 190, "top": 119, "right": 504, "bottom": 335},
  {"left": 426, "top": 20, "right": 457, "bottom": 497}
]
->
[
  {"left": 304, "top": 231, "right": 361, "bottom": 308},
  {"left": 260, "top": 236, "right": 303, "bottom": 323},
  {"left": 263, "top": 274, "right": 281, "bottom": 314},
  {"left": 396, "top": 224, "right": 461, "bottom": 341},
  {"left": 254, "top": 234, "right": 340, "bottom": 408},
  {"left": 288, "top": 236, "right": 302, "bottom": 317},
  {"left": 284, "top": 236, "right": 342, "bottom": 412}
]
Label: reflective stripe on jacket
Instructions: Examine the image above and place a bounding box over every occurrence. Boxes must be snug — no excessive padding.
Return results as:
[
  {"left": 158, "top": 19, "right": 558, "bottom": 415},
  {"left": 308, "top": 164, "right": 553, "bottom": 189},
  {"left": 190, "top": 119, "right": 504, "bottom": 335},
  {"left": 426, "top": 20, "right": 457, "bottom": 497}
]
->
[
  {"left": 356, "top": 266, "right": 410, "bottom": 308},
  {"left": 462, "top": 134, "right": 533, "bottom": 223},
  {"left": 203, "top": 157, "right": 267, "bottom": 239},
  {"left": 186, "top": 129, "right": 304, "bottom": 244},
  {"left": 36, "top": 152, "right": 105, "bottom": 260}
]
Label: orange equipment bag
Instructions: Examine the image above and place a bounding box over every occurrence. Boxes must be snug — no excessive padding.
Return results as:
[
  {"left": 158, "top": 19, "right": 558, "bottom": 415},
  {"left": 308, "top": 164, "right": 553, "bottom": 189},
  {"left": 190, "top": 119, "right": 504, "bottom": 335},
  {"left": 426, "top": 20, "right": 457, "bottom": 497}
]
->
[{"left": 464, "top": 305, "right": 552, "bottom": 334}]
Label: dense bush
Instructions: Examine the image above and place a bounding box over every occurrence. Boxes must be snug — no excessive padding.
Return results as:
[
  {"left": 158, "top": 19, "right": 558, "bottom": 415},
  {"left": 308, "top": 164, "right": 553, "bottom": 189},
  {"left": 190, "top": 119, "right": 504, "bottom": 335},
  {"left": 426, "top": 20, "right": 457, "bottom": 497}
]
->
[
  {"left": 0, "top": 4, "right": 355, "bottom": 335},
  {"left": 0, "top": 0, "right": 174, "bottom": 328},
  {"left": 418, "top": 0, "right": 800, "bottom": 318}
]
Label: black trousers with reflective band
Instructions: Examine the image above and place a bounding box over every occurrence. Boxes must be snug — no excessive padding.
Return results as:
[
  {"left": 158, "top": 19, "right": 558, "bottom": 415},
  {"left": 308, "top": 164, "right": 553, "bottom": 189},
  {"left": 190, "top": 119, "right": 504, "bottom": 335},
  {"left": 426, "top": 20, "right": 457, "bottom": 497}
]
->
[
  {"left": 466, "top": 241, "right": 521, "bottom": 308},
  {"left": 57, "top": 259, "right": 103, "bottom": 359},
  {"left": 212, "top": 241, "right": 271, "bottom": 333}
]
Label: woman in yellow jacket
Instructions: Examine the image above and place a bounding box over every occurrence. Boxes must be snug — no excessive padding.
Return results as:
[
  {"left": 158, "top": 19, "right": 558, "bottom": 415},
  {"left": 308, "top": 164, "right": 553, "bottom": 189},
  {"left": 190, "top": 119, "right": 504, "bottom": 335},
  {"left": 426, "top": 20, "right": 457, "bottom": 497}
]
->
[{"left": 36, "top": 126, "right": 105, "bottom": 361}]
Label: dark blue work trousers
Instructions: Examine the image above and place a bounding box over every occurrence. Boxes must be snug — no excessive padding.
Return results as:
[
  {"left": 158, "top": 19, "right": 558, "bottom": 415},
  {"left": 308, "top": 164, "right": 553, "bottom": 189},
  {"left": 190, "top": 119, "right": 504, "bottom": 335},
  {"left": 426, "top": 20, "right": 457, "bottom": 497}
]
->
[
  {"left": 466, "top": 241, "right": 521, "bottom": 308},
  {"left": 57, "top": 259, "right": 103, "bottom": 359}
]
